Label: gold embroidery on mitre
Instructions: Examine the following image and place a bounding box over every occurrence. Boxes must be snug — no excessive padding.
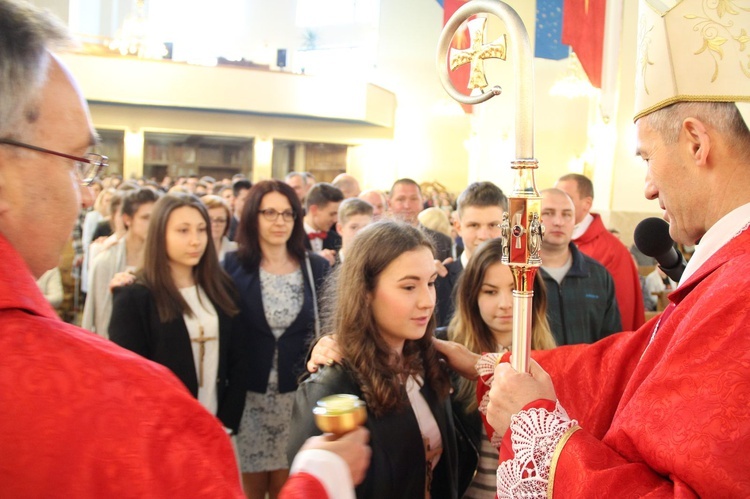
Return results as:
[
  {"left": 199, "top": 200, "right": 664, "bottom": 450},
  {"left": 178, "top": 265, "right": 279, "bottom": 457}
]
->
[
  {"left": 684, "top": 0, "right": 750, "bottom": 82},
  {"left": 634, "top": 0, "right": 750, "bottom": 122},
  {"left": 638, "top": 15, "right": 655, "bottom": 95}
]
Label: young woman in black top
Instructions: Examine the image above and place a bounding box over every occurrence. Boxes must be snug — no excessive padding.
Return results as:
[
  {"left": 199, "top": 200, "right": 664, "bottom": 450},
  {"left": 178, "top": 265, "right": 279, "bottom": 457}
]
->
[{"left": 110, "top": 193, "right": 246, "bottom": 433}]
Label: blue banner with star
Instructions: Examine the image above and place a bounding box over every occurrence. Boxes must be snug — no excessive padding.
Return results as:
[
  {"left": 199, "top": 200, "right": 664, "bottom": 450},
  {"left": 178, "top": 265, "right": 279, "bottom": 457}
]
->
[{"left": 535, "top": 0, "right": 569, "bottom": 60}]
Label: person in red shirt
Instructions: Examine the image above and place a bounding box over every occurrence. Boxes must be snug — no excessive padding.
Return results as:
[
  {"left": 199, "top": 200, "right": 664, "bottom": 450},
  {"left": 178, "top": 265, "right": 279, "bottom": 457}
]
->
[
  {"left": 555, "top": 173, "right": 645, "bottom": 331},
  {"left": 0, "top": 1, "right": 242, "bottom": 494},
  {"left": 0, "top": 2, "right": 367, "bottom": 497}
]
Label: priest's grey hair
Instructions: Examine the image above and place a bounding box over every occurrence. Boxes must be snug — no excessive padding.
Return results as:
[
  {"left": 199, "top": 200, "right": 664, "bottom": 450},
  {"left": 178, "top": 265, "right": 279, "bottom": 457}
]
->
[{"left": 0, "top": 0, "right": 69, "bottom": 138}]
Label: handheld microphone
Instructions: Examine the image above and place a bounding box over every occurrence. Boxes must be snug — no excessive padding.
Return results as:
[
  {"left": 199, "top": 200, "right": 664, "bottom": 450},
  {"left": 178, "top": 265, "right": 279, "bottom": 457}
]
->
[{"left": 633, "top": 217, "right": 686, "bottom": 283}]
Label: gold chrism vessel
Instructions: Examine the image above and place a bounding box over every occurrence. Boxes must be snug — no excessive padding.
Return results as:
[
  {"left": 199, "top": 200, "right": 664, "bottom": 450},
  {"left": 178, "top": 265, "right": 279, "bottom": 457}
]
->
[{"left": 313, "top": 394, "right": 367, "bottom": 436}]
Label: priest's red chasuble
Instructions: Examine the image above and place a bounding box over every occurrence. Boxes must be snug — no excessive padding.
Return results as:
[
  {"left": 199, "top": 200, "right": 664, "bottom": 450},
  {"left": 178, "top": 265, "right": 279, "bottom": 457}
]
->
[{"left": 0, "top": 234, "right": 244, "bottom": 497}]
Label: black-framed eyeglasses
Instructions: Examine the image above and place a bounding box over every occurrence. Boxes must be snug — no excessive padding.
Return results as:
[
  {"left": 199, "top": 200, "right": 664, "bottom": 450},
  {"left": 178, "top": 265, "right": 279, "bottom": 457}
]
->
[
  {"left": 0, "top": 138, "right": 108, "bottom": 186},
  {"left": 259, "top": 208, "right": 296, "bottom": 222}
]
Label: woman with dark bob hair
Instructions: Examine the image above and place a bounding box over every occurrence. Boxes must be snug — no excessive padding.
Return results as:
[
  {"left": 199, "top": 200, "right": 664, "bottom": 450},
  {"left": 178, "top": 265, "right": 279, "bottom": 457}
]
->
[
  {"left": 287, "top": 220, "right": 458, "bottom": 498},
  {"left": 223, "top": 179, "right": 329, "bottom": 499},
  {"left": 109, "top": 193, "right": 247, "bottom": 432}
]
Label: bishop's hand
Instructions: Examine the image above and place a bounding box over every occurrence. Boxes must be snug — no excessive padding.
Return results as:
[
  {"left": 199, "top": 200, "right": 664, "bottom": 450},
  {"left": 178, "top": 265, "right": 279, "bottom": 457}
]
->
[{"left": 486, "top": 358, "right": 556, "bottom": 435}]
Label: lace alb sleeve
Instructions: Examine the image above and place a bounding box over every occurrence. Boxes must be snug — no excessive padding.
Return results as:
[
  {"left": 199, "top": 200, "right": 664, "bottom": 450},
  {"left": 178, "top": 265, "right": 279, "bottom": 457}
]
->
[
  {"left": 496, "top": 401, "right": 578, "bottom": 498},
  {"left": 474, "top": 353, "right": 580, "bottom": 498}
]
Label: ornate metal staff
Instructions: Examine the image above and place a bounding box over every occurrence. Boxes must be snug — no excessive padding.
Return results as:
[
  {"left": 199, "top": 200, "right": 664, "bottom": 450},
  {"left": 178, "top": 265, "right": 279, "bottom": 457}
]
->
[{"left": 437, "top": 0, "right": 542, "bottom": 373}]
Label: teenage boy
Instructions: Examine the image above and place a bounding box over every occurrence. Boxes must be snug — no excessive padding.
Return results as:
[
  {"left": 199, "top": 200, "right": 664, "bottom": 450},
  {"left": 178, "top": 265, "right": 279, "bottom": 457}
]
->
[
  {"left": 304, "top": 182, "right": 344, "bottom": 266},
  {"left": 335, "top": 198, "right": 374, "bottom": 265},
  {"left": 435, "top": 182, "right": 507, "bottom": 326}
]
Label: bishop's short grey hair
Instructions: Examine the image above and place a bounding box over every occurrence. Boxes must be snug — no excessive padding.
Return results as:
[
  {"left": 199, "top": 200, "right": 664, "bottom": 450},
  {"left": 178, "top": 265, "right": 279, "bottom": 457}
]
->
[
  {"left": 0, "top": 0, "right": 69, "bottom": 138},
  {"left": 641, "top": 102, "right": 749, "bottom": 145}
]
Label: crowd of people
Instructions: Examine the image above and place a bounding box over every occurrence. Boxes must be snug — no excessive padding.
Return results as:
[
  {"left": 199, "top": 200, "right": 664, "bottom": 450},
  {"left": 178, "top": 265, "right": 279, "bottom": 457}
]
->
[
  {"left": 57, "top": 169, "right": 674, "bottom": 338},
  {"left": 3, "top": 0, "right": 750, "bottom": 498}
]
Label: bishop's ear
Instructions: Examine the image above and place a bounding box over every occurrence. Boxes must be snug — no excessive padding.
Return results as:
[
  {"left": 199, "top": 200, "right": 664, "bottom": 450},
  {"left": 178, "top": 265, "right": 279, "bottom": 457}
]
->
[{"left": 681, "top": 117, "right": 711, "bottom": 166}]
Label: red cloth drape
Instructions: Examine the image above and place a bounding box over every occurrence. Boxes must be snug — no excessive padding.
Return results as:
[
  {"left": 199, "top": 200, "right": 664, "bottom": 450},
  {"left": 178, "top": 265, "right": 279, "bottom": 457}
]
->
[{"left": 562, "top": 0, "right": 606, "bottom": 88}]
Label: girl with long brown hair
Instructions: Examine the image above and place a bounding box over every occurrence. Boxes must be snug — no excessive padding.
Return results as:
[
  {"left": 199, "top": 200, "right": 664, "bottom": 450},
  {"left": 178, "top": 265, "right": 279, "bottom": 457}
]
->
[
  {"left": 288, "top": 220, "right": 458, "bottom": 499},
  {"left": 109, "top": 193, "right": 247, "bottom": 433},
  {"left": 438, "top": 237, "right": 556, "bottom": 497}
]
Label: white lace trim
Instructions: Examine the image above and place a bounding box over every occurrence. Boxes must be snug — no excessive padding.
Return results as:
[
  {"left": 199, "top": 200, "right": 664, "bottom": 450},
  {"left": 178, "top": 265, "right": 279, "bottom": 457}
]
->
[
  {"left": 496, "top": 401, "right": 577, "bottom": 499},
  {"left": 476, "top": 352, "right": 504, "bottom": 446},
  {"left": 476, "top": 352, "right": 502, "bottom": 380}
]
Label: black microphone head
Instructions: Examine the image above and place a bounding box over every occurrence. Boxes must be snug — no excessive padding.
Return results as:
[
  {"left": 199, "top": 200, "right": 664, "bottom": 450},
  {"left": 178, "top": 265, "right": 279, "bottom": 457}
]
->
[{"left": 634, "top": 217, "right": 674, "bottom": 257}]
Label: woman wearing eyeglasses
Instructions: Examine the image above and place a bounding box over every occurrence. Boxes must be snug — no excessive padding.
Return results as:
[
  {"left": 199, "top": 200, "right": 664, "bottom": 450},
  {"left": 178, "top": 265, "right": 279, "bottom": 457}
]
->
[
  {"left": 201, "top": 194, "right": 237, "bottom": 263},
  {"left": 223, "top": 179, "right": 330, "bottom": 499}
]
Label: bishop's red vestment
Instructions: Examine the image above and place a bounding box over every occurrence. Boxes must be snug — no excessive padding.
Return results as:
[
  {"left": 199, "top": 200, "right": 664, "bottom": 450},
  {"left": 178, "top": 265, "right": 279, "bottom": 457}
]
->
[
  {"left": 574, "top": 213, "right": 645, "bottom": 331},
  {"left": 478, "top": 225, "right": 750, "bottom": 497}
]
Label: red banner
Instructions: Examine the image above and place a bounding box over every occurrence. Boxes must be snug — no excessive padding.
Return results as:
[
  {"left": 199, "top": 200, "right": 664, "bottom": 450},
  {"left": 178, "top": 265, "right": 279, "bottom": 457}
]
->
[
  {"left": 562, "top": 0, "right": 606, "bottom": 88},
  {"left": 443, "top": 0, "right": 473, "bottom": 113}
]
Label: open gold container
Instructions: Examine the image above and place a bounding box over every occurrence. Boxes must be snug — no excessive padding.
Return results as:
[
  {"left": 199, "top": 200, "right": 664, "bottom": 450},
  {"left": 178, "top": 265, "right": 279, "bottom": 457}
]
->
[{"left": 313, "top": 394, "right": 367, "bottom": 436}]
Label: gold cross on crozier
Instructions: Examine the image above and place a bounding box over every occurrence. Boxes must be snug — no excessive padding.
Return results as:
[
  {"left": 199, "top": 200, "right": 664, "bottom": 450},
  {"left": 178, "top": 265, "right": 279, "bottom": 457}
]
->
[
  {"left": 191, "top": 326, "right": 217, "bottom": 387},
  {"left": 449, "top": 16, "right": 507, "bottom": 91}
]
